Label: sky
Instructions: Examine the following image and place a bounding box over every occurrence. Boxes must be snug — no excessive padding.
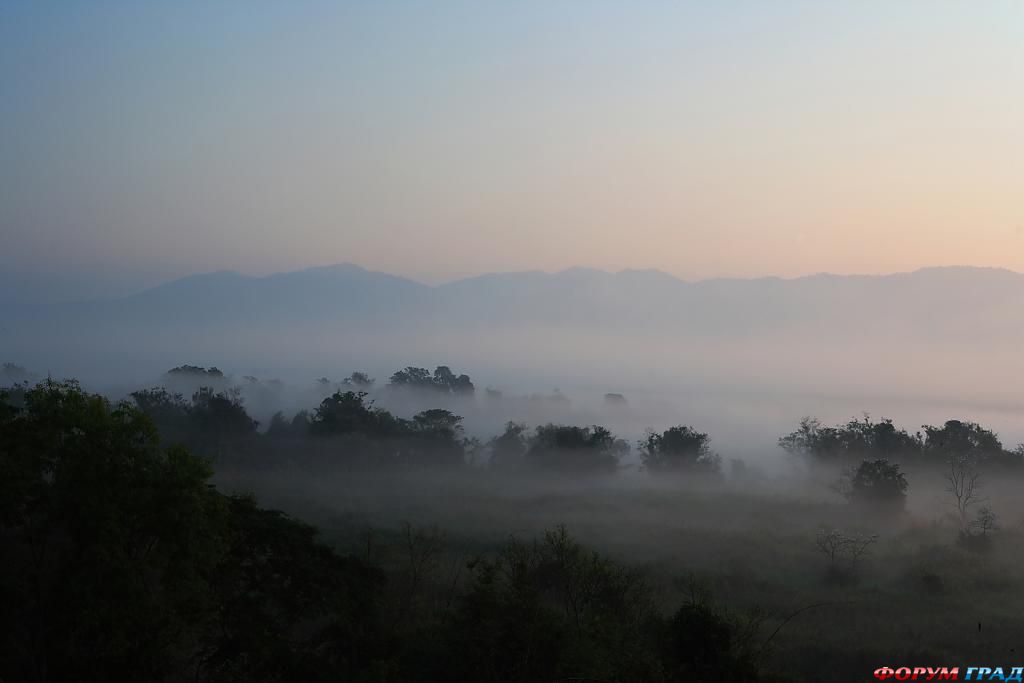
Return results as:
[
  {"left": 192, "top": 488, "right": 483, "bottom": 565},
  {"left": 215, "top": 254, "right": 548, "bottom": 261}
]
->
[{"left": 2, "top": 1, "right": 1023, "bottom": 300}]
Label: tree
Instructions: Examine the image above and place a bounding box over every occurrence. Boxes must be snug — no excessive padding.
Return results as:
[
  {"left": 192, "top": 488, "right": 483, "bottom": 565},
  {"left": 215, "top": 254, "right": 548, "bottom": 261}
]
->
[
  {"left": 199, "top": 496, "right": 387, "bottom": 682},
  {"left": 266, "top": 409, "right": 311, "bottom": 438},
  {"left": 661, "top": 592, "right": 763, "bottom": 683},
  {"left": 778, "top": 417, "right": 842, "bottom": 459},
  {"left": 813, "top": 527, "right": 878, "bottom": 581},
  {"left": 432, "top": 365, "right": 475, "bottom": 395},
  {"left": 388, "top": 366, "right": 435, "bottom": 390},
  {"left": 164, "top": 364, "right": 226, "bottom": 381},
  {"left": 945, "top": 454, "right": 983, "bottom": 537},
  {"left": 388, "top": 365, "right": 474, "bottom": 395},
  {"left": 439, "top": 526, "right": 662, "bottom": 682},
  {"left": 779, "top": 415, "right": 921, "bottom": 462},
  {"left": 640, "top": 425, "right": 720, "bottom": 474},
  {"left": 846, "top": 459, "right": 908, "bottom": 508},
  {"left": 342, "top": 371, "right": 375, "bottom": 388},
  {"left": 970, "top": 506, "right": 998, "bottom": 537},
  {"left": 924, "top": 420, "right": 1019, "bottom": 467},
  {"left": 407, "top": 409, "right": 467, "bottom": 466},
  {"left": 488, "top": 421, "right": 528, "bottom": 470},
  {"left": 524, "top": 424, "right": 628, "bottom": 474},
  {"left": 0, "top": 379, "right": 227, "bottom": 682},
  {"left": 189, "top": 386, "right": 258, "bottom": 437},
  {"left": 310, "top": 390, "right": 396, "bottom": 437},
  {"left": 0, "top": 379, "right": 389, "bottom": 682}
]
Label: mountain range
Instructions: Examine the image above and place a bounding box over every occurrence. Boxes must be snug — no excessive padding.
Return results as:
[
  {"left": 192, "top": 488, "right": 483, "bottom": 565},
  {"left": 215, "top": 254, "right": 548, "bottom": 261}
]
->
[
  {"left": 6, "top": 263, "right": 1023, "bottom": 342},
  {"left": 3, "top": 264, "right": 1024, "bottom": 405}
]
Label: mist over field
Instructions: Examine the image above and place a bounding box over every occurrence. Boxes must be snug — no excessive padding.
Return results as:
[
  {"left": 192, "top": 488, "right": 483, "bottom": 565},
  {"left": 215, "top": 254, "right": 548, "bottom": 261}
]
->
[
  {"left": 5, "top": 2, "right": 1024, "bottom": 681},
  {"left": 5, "top": 263, "right": 1024, "bottom": 455}
]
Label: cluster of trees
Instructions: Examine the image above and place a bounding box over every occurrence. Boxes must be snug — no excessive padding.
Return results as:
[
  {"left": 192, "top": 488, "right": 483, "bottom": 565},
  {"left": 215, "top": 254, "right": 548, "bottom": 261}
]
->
[
  {"left": 0, "top": 379, "right": 387, "bottom": 682},
  {"left": 0, "top": 379, "right": 787, "bottom": 682},
  {"left": 834, "top": 459, "right": 910, "bottom": 508},
  {"left": 388, "top": 365, "right": 475, "bottom": 395},
  {"left": 128, "top": 371, "right": 723, "bottom": 475},
  {"left": 780, "top": 415, "right": 1018, "bottom": 540},
  {"left": 129, "top": 386, "right": 259, "bottom": 460},
  {"left": 489, "top": 422, "right": 629, "bottom": 473},
  {"left": 779, "top": 415, "right": 1023, "bottom": 468},
  {"left": 113, "top": 375, "right": 1024, "bottom": 489},
  {"left": 165, "top": 364, "right": 226, "bottom": 379}
]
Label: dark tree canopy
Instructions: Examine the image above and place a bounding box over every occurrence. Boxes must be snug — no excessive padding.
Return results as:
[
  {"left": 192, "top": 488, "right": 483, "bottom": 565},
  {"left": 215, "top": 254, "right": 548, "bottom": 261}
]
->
[
  {"left": 525, "top": 424, "right": 628, "bottom": 474},
  {"left": 847, "top": 459, "right": 909, "bottom": 507},
  {"left": 922, "top": 420, "right": 1019, "bottom": 467},
  {"left": 310, "top": 390, "right": 399, "bottom": 438},
  {"left": 342, "top": 371, "right": 375, "bottom": 388},
  {"left": 131, "top": 386, "right": 258, "bottom": 460},
  {"left": 640, "top": 425, "right": 720, "bottom": 474},
  {"left": 778, "top": 416, "right": 921, "bottom": 462},
  {"left": 388, "top": 365, "right": 475, "bottom": 395},
  {"left": 165, "top": 364, "right": 225, "bottom": 379},
  {"left": 0, "top": 379, "right": 387, "bottom": 683},
  {"left": 488, "top": 421, "right": 528, "bottom": 469},
  {"left": 0, "top": 379, "right": 224, "bottom": 681}
]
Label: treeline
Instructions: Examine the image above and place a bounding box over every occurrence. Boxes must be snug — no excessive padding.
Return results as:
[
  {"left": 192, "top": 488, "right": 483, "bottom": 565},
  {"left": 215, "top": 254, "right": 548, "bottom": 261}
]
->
[
  {"left": 778, "top": 415, "right": 1024, "bottom": 468},
  {"left": 9, "top": 364, "right": 1020, "bottom": 479},
  {"left": 4, "top": 363, "right": 1021, "bottom": 478},
  {"left": 163, "top": 363, "right": 475, "bottom": 396},
  {"left": 0, "top": 378, "right": 790, "bottom": 682},
  {"left": 126, "top": 383, "right": 1022, "bottom": 478},
  {"left": 126, "top": 384, "right": 726, "bottom": 476}
]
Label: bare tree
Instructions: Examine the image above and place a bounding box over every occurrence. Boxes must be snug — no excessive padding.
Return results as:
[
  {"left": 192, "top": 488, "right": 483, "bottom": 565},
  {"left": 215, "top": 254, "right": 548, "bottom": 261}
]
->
[
  {"left": 814, "top": 528, "right": 878, "bottom": 571},
  {"left": 945, "top": 455, "right": 984, "bottom": 536},
  {"left": 970, "top": 506, "right": 999, "bottom": 537},
  {"left": 844, "top": 533, "right": 879, "bottom": 568},
  {"left": 814, "top": 528, "right": 848, "bottom": 567}
]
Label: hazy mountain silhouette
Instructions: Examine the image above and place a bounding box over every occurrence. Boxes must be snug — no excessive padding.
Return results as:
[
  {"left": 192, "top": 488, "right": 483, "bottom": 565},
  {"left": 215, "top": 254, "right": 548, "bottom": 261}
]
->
[
  {"left": 5, "top": 264, "right": 1024, "bottom": 341},
  {"left": 4, "top": 263, "right": 1024, "bottom": 405}
]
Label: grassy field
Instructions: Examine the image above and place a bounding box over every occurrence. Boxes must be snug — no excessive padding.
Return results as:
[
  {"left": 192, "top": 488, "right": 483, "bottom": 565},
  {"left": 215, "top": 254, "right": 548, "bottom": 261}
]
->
[{"left": 217, "top": 463, "right": 1024, "bottom": 682}]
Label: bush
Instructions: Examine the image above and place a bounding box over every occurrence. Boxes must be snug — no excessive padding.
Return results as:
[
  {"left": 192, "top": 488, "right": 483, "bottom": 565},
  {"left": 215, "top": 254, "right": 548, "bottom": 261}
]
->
[{"left": 640, "top": 425, "right": 720, "bottom": 474}]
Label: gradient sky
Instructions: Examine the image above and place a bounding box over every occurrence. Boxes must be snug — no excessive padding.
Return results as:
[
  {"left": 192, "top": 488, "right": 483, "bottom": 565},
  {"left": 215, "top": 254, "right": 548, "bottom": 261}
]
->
[{"left": 2, "top": 1, "right": 1023, "bottom": 299}]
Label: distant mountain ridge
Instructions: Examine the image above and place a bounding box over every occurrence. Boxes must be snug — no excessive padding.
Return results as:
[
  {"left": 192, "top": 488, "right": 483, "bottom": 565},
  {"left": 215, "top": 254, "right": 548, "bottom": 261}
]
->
[
  {"left": 5, "top": 263, "right": 1024, "bottom": 343},
  {"left": 112, "top": 262, "right": 1024, "bottom": 297}
]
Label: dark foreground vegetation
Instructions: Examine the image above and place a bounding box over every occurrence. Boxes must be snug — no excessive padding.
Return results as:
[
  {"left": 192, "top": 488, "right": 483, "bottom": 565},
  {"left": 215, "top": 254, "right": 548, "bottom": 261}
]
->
[{"left": 4, "top": 363, "right": 1024, "bottom": 682}]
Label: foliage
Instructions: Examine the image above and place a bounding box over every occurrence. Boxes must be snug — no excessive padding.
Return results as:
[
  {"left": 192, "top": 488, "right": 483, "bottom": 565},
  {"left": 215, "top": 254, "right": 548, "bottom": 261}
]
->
[
  {"left": 165, "top": 364, "right": 225, "bottom": 379},
  {"left": 388, "top": 365, "right": 474, "bottom": 395},
  {"left": 0, "top": 379, "right": 388, "bottom": 683},
  {"left": 0, "top": 379, "right": 226, "bottom": 681},
  {"left": 781, "top": 415, "right": 1023, "bottom": 469},
  {"left": 923, "top": 420, "right": 1021, "bottom": 467},
  {"left": 778, "top": 416, "right": 921, "bottom": 462},
  {"left": 660, "top": 589, "right": 766, "bottom": 683},
  {"left": 131, "top": 386, "right": 257, "bottom": 460},
  {"left": 199, "top": 496, "right": 388, "bottom": 682},
  {"left": 525, "top": 424, "right": 628, "bottom": 474},
  {"left": 488, "top": 421, "right": 528, "bottom": 470},
  {"left": 309, "top": 391, "right": 468, "bottom": 467},
  {"left": 438, "top": 525, "right": 662, "bottom": 682},
  {"left": 640, "top": 425, "right": 720, "bottom": 474},
  {"left": 310, "top": 390, "right": 399, "bottom": 438},
  {"left": 844, "top": 459, "right": 909, "bottom": 508},
  {"left": 342, "top": 371, "right": 375, "bottom": 388}
]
